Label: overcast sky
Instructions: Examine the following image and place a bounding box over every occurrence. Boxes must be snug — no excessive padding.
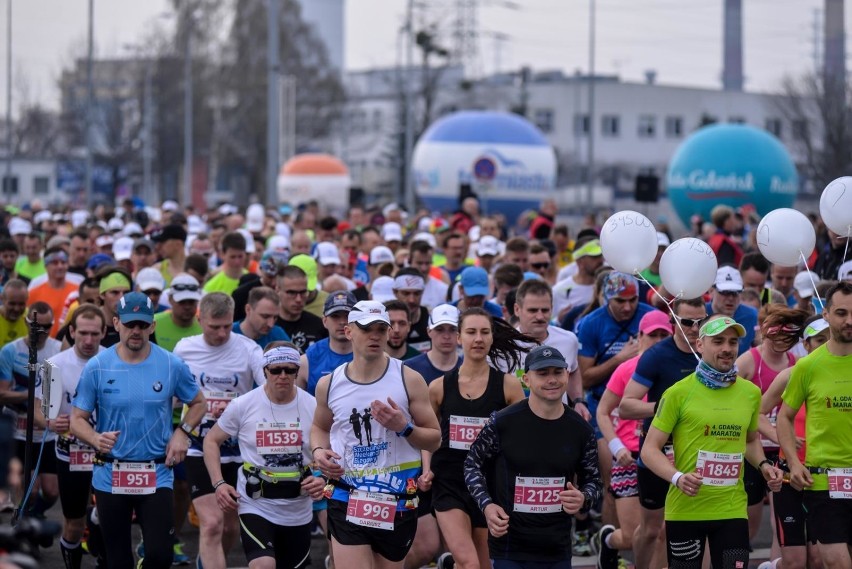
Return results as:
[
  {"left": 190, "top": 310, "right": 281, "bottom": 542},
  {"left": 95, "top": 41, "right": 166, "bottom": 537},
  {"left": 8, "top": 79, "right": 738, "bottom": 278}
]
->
[{"left": 2, "top": 0, "right": 840, "bottom": 113}]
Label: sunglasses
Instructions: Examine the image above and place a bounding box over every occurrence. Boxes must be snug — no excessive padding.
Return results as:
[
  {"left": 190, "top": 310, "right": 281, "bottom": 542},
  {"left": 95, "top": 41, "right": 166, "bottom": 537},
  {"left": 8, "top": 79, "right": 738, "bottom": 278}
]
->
[
  {"left": 143, "top": 289, "right": 162, "bottom": 296},
  {"left": 172, "top": 283, "right": 199, "bottom": 292},
  {"left": 672, "top": 315, "right": 707, "bottom": 328},
  {"left": 267, "top": 366, "right": 299, "bottom": 376},
  {"left": 531, "top": 262, "right": 551, "bottom": 270},
  {"left": 122, "top": 321, "right": 151, "bottom": 330}
]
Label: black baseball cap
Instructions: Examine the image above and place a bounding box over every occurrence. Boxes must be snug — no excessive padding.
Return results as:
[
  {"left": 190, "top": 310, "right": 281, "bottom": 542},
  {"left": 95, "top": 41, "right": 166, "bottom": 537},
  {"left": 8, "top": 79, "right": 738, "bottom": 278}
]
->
[
  {"left": 150, "top": 224, "right": 187, "bottom": 244},
  {"left": 524, "top": 345, "right": 570, "bottom": 372}
]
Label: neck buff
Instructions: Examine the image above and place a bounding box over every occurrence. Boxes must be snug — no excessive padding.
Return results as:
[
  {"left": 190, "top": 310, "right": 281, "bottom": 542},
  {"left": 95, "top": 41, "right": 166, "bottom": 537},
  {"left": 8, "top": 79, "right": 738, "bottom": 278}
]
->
[{"left": 695, "top": 359, "right": 738, "bottom": 389}]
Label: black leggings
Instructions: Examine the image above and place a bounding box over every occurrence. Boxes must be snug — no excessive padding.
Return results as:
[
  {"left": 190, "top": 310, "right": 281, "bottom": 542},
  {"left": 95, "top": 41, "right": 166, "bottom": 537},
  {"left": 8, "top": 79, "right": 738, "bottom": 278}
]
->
[
  {"left": 94, "top": 488, "right": 175, "bottom": 569},
  {"left": 665, "top": 518, "right": 749, "bottom": 569}
]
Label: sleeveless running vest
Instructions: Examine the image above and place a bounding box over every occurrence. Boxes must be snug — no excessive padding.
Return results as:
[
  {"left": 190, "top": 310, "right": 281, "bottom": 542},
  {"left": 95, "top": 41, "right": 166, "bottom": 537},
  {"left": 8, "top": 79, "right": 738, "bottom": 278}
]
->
[
  {"left": 431, "top": 367, "right": 505, "bottom": 484},
  {"left": 327, "top": 357, "right": 421, "bottom": 501}
]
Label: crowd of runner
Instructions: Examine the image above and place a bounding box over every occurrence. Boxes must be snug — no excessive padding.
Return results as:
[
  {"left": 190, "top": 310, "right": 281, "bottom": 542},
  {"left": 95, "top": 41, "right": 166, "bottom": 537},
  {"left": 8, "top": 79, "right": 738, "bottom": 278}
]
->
[{"left": 0, "top": 196, "right": 849, "bottom": 569}]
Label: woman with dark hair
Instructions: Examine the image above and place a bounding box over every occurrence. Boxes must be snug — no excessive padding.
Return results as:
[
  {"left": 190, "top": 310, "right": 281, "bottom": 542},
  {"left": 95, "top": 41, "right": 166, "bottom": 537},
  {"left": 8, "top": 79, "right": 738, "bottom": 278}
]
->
[
  {"left": 735, "top": 304, "right": 809, "bottom": 552},
  {"left": 423, "top": 308, "right": 532, "bottom": 569}
]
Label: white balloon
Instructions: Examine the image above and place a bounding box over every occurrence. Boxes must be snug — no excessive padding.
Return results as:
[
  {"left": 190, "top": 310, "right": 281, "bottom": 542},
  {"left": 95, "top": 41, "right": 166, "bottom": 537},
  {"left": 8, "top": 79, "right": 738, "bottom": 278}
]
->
[
  {"left": 756, "top": 208, "right": 816, "bottom": 266},
  {"left": 659, "top": 238, "right": 718, "bottom": 299},
  {"left": 600, "top": 210, "right": 659, "bottom": 274},
  {"left": 820, "top": 177, "right": 852, "bottom": 237}
]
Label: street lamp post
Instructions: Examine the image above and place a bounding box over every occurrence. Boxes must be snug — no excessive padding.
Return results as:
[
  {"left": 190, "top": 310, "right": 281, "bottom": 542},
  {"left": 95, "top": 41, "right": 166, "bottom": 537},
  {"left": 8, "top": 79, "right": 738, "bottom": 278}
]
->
[
  {"left": 84, "top": 0, "right": 94, "bottom": 208},
  {"left": 182, "top": 10, "right": 193, "bottom": 209},
  {"left": 586, "top": 0, "right": 596, "bottom": 208},
  {"left": 266, "top": 0, "right": 280, "bottom": 207},
  {"left": 5, "top": 0, "right": 11, "bottom": 195}
]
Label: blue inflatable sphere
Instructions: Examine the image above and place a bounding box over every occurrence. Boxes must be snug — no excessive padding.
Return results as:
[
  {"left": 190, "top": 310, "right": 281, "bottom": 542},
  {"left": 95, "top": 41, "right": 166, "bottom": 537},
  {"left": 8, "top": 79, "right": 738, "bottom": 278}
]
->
[{"left": 666, "top": 124, "right": 798, "bottom": 226}]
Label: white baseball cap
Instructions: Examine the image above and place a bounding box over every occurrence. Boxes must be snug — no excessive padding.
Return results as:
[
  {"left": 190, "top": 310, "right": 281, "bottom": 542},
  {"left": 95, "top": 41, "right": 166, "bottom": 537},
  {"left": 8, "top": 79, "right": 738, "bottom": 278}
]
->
[
  {"left": 315, "top": 241, "right": 341, "bottom": 266},
  {"left": 714, "top": 266, "right": 744, "bottom": 292},
  {"left": 8, "top": 217, "right": 31, "bottom": 236},
  {"left": 477, "top": 235, "right": 501, "bottom": 257},
  {"left": 348, "top": 300, "right": 391, "bottom": 327},
  {"left": 246, "top": 204, "right": 265, "bottom": 233},
  {"left": 412, "top": 232, "right": 437, "bottom": 248},
  {"left": 136, "top": 267, "right": 166, "bottom": 293},
  {"left": 162, "top": 200, "right": 179, "bottom": 212},
  {"left": 369, "top": 246, "right": 395, "bottom": 265},
  {"left": 167, "top": 272, "right": 202, "bottom": 302},
  {"left": 794, "top": 270, "right": 815, "bottom": 298},
  {"left": 428, "top": 304, "right": 460, "bottom": 329},
  {"left": 113, "top": 236, "right": 134, "bottom": 261},
  {"left": 838, "top": 260, "right": 852, "bottom": 282},
  {"left": 382, "top": 222, "right": 403, "bottom": 243},
  {"left": 370, "top": 276, "right": 396, "bottom": 303}
]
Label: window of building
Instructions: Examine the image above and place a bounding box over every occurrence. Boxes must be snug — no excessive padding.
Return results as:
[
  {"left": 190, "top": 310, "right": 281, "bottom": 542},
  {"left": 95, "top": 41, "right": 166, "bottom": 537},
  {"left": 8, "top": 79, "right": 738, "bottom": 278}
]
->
[
  {"left": 534, "top": 109, "right": 555, "bottom": 133},
  {"left": 792, "top": 119, "right": 809, "bottom": 141},
  {"left": 372, "top": 110, "right": 383, "bottom": 132},
  {"left": 665, "top": 116, "right": 683, "bottom": 138},
  {"left": 33, "top": 176, "right": 49, "bottom": 195},
  {"left": 1, "top": 176, "right": 17, "bottom": 195},
  {"left": 601, "top": 114, "right": 620, "bottom": 137},
  {"left": 765, "top": 118, "right": 783, "bottom": 138},
  {"left": 638, "top": 115, "right": 656, "bottom": 138},
  {"left": 573, "top": 113, "right": 589, "bottom": 136}
]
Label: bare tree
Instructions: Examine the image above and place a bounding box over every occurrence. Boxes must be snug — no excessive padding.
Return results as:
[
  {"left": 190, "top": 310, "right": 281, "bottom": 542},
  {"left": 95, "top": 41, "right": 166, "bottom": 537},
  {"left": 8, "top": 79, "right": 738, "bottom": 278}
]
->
[{"left": 774, "top": 73, "right": 852, "bottom": 189}]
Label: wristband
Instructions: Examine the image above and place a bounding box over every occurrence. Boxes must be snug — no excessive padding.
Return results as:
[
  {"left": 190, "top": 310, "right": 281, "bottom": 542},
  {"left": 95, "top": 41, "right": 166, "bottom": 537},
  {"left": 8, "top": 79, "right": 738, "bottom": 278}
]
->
[
  {"left": 671, "top": 471, "right": 684, "bottom": 487},
  {"left": 607, "top": 438, "right": 627, "bottom": 458},
  {"left": 213, "top": 479, "right": 227, "bottom": 490},
  {"left": 311, "top": 446, "right": 324, "bottom": 457},
  {"left": 396, "top": 422, "right": 414, "bottom": 438},
  {"left": 572, "top": 398, "right": 587, "bottom": 408},
  {"left": 758, "top": 459, "right": 773, "bottom": 469}
]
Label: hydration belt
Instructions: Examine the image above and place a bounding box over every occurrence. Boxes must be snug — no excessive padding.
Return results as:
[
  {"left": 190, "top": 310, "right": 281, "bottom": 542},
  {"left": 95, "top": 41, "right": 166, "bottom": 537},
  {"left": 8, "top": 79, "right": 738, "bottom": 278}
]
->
[{"left": 242, "top": 463, "right": 310, "bottom": 500}]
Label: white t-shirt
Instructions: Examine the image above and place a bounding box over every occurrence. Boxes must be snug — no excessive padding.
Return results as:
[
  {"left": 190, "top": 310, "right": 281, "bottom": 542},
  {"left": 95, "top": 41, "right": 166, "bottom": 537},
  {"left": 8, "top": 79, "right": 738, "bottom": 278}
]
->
[
  {"left": 42, "top": 346, "right": 104, "bottom": 461},
  {"left": 174, "top": 333, "right": 266, "bottom": 460},
  {"left": 556, "top": 262, "right": 579, "bottom": 283},
  {"left": 422, "top": 277, "right": 450, "bottom": 310},
  {"left": 552, "top": 276, "right": 595, "bottom": 318},
  {"left": 216, "top": 386, "right": 317, "bottom": 526}
]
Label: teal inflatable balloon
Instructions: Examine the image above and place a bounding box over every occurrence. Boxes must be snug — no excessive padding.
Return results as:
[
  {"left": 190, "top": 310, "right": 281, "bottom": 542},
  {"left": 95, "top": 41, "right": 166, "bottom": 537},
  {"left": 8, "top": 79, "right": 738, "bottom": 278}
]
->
[{"left": 666, "top": 124, "right": 798, "bottom": 226}]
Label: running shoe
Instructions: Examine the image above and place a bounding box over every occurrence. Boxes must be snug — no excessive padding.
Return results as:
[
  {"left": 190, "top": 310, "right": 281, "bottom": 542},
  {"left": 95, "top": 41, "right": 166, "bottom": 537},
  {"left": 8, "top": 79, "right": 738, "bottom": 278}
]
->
[
  {"left": 436, "top": 552, "right": 455, "bottom": 569},
  {"left": 591, "top": 524, "right": 618, "bottom": 569},
  {"left": 572, "top": 529, "right": 594, "bottom": 557},
  {"left": 172, "top": 541, "right": 190, "bottom": 566}
]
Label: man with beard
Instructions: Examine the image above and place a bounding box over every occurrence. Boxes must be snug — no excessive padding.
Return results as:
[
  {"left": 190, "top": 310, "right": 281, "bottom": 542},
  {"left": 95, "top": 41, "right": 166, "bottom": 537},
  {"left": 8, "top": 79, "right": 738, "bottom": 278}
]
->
[
  {"left": 234, "top": 286, "right": 289, "bottom": 349},
  {"left": 777, "top": 281, "right": 852, "bottom": 569},
  {"left": 641, "top": 315, "right": 781, "bottom": 569},
  {"left": 275, "top": 265, "right": 327, "bottom": 353},
  {"left": 383, "top": 300, "right": 421, "bottom": 360}
]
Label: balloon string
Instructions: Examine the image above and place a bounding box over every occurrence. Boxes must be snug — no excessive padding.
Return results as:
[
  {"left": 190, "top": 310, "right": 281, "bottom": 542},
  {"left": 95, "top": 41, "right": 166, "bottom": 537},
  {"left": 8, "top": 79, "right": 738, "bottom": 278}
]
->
[
  {"left": 799, "top": 250, "right": 823, "bottom": 307},
  {"left": 633, "top": 271, "right": 701, "bottom": 363},
  {"left": 844, "top": 233, "right": 850, "bottom": 269}
]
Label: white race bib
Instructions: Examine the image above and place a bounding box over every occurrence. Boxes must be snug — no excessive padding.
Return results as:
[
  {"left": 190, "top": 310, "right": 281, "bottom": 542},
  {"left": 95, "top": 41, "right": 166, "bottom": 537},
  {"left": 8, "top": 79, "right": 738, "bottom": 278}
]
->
[
  {"left": 448, "top": 415, "right": 488, "bottom": 450},
  {"left": 827, "top": 468, "right": 852, "bottom": 499},
  {"left": 111, "top": 462, "right": 157, "bottom": 495},
  {"left": 346, "top": 490, "right": 397, "bottom": 530},
  {"left": 255, "top": 422, "right": 302, "bottom": 455},
  {"left": 204, "top": 391, "right": 238, "bottom": 422},
  {"left": 513, "top": 476, "right": 565, "bottom": 514},
  {"left": 69, "top": 444, "right": 95, "bottom": 472},
  {"left": 696, "top": 450, "right": 742, "bottom": 487}
]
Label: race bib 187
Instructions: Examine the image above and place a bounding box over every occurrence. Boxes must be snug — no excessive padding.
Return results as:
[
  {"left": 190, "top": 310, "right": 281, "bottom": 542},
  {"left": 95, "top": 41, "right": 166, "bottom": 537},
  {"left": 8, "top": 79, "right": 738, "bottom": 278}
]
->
[{"left": 448, "top": 415, "right": 488, "bottom": 450}]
